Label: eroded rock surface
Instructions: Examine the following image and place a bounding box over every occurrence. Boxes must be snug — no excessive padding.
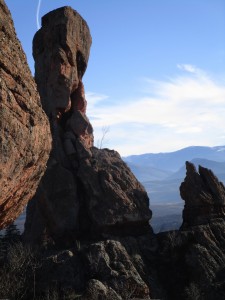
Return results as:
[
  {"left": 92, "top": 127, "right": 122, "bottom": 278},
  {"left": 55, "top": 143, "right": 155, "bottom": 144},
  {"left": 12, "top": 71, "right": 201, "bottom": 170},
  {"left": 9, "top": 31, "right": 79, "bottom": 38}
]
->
[
  {"left": 180, "top": 161, "right": 225, "bottom": 228},
  {"left": 24, "top": 6, "right": 152, "bottom": 247},
  {"left": 22, "top": 236, "right": 159, "bottom": 300},
  {"left": 2, "top": 3, "right": 225, "bottom": 300},
  {"left": 78, "top": 148, "right": 151, "bottom": 238},
  {"left": 0, "top": 0, "right": 51, "bottom": 229},
  {"left": 157, "top": 218, "right": 225, "bottom": 300},
  {"left": 152, "top": 162, "right": 225, "bottom": 299}
]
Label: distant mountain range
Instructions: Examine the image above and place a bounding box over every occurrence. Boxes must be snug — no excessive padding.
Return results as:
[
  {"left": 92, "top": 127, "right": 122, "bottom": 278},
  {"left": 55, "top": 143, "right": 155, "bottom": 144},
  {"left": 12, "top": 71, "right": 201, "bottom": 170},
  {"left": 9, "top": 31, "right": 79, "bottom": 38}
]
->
[
  {"left": 124, "top": 145, "right": 225, "bottom": 178},
  {"left": 124, "top": 146, "right": 225, "bottom": 231}
]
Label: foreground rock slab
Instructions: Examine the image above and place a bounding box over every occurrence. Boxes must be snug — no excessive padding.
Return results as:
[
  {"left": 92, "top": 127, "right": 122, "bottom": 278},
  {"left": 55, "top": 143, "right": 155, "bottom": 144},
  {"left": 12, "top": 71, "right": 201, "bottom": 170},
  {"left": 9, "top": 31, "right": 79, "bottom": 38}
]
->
[{"left": 0, "top": 0, "right": 51, "bottom": 228}]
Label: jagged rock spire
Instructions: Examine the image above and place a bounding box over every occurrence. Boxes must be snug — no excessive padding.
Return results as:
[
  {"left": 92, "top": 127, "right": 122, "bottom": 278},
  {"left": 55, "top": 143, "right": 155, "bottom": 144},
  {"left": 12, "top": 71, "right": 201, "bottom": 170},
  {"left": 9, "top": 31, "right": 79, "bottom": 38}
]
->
[{"left": 180, "top": 161, "right": 225, "bottom": 228}]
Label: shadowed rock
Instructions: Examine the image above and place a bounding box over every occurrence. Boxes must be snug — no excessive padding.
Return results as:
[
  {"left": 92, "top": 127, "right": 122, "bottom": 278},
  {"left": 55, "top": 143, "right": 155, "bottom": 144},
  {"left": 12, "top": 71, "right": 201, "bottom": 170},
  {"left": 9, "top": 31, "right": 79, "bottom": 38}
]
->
[
  {"left": 180, "top": 161, "right": 225, "bottom": 228},
  {"left": 0, "top": 0, "right": 51, "bottom": 229},
  {"left": 77, "top": 148, "right": 151, "bottom": 238}
]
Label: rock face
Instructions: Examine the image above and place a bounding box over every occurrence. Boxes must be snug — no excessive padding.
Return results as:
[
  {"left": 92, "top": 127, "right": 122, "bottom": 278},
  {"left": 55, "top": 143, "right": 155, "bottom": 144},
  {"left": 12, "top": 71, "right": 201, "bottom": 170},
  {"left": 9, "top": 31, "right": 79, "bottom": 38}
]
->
[
  {"left": 18, "top": 235, "right": 159, "bottom": 300},
  {"left": 24, "top": 6, "right": 152, "bottom": 246},
  {"left": 180, "top": 161, "right": 225, "bottom": 228},
  {"left": 153, "top": 164, "right": 225, "bottom": 299},
  {"left": 21, "top": 6, "right": 225, "bottom": 300},
  {"left": 22, "top": 7, "right": 153, "bottom": 299},
  {"left": 77, "top": 148, "right": 151, "bottom": 238},
  {"left": 157, "top": 219, "right": 225, "bottom": 300},
  {"left": 0, "top": 0, "right": 51, "bottom": 229}
]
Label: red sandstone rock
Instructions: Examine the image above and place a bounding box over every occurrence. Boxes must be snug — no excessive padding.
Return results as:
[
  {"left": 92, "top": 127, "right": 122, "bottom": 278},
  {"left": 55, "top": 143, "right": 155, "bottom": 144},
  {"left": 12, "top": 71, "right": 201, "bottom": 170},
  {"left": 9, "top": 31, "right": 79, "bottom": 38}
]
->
[
  {"left": 24, "top": 6, "right": 152, "bottom": 246},
  {"left": 33, "top": 6, "right": 92, "bottom": 121},
  {"left": 0, "top": 0, "right": 51, "bottom": 229}
]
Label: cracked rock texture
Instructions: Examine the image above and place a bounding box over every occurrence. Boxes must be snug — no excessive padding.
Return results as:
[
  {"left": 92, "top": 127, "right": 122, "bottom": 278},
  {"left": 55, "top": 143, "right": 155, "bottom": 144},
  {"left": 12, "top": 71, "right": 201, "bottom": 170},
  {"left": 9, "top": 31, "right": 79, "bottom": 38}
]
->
[{"left": 0, "top": 0, "right": 51, "bottom": 229}]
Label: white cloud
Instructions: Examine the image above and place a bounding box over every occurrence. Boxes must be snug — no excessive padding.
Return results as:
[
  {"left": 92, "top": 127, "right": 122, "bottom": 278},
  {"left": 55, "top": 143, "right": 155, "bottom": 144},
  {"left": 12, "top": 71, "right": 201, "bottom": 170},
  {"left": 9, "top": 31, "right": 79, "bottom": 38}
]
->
[
  {"left": 86, "top": 65, "right": 225, "bottom": 155},
  {"left": 86, "top": 92, "right": 108, "bottom": 105},
  {"left": 177, "top": 63, "right": 200, "bottom": 74}
]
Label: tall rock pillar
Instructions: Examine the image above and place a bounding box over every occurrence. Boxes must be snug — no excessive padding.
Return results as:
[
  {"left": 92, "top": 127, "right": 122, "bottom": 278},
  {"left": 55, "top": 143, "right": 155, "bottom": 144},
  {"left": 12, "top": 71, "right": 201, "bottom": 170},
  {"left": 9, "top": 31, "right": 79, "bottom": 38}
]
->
[{"left": 24, "top": 6, "right": 152, "bottom": 247}]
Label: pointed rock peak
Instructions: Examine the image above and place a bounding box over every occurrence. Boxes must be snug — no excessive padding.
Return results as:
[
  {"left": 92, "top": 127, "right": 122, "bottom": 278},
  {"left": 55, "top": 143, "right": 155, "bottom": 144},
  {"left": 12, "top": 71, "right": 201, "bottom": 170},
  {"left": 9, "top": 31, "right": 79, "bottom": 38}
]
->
[
  {"left": 180, "top": 161, "right": 225, "bottom": 229},
  {"left": 185, "top": 161, "right": 197, "bottom": 174}
]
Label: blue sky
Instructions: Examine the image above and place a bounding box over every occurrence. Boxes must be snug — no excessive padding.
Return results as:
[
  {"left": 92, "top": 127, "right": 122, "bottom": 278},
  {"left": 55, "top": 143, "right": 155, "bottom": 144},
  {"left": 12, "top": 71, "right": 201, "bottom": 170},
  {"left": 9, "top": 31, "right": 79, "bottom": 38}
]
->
[{"left": 5, "top": 0, "right": 225, "bottom": 155}]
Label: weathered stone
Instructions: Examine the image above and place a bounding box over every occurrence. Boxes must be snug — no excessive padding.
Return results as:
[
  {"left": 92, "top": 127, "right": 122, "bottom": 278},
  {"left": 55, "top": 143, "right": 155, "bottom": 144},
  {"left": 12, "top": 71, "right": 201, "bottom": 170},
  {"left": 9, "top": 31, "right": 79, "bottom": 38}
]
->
[
  {"left": 24, "top": 6, "right": 152, "bottom": 246},
  {"left": 33, "top": 6, "right": 92, "bottom": 119},
  {"left": 24, "top": 163, "right": 79, "bottom": 246},
  {"left": 2, "top": 3, "right": 225, "bottom": 300},
  {"left": 23, "top": 7, "right": 93, "bottom": 245},
  {"left": 157, "top": 219, "right": 225, "bottom": 300},
  {"left": 0, "top": 0, "right": 51, "bottom": 229},
  {"left": 82, "top": 240, "right": 150, "bottom": 300},
  {"left": 78, "top": 148, "right": 152, "bottom": 237},
  {"left": 180, "top": 161, "right": 225, "bottom": 228},
  {"left": 81, "top": 279, "right": 122, "bottom": 300}
]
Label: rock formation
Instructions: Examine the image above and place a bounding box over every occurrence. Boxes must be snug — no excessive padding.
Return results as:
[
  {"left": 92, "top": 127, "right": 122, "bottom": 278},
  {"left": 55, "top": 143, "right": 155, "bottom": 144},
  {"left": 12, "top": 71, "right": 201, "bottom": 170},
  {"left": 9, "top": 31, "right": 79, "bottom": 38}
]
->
[
  {"left": 18, "top": 5, "right": 225, "bottom": 300},
  {"left": 157, "top": 218, "right": 225, "bottom": 300},
  {"left": 155, "top": 163, "right": 225, "bottom": 299},
  {"left": 24, "top": 6, "right": 152, "bottom": 247},
  {"left": 180, "top": 161, "right": 225, "bottom": 228},
  {"left": 21, "top": 7, "right": 153, "bottom": 299},
  {"left": 0, "top": 0, "right": 51, "bottom": 229}
]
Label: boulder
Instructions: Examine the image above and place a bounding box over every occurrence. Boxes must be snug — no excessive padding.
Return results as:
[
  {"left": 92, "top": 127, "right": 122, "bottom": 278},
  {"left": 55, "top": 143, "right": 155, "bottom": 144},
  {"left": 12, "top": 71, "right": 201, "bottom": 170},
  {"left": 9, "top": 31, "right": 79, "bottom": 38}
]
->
[
  {"left": 0, "top": 0, "right": 51, "bottom": 229},
  {"left": 78, "top": 148, "right": 152, "bottom": 238},
  {"left": 81, "top": 240, "right": 150, "bottom": 299}
]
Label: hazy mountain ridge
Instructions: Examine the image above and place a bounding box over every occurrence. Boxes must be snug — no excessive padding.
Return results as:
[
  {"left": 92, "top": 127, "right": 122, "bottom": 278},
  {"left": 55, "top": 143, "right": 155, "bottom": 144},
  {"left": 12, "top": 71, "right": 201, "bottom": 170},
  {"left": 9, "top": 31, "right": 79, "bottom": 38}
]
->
[{"left": 124, "top": 145, "right": 225, "bottom": 174}]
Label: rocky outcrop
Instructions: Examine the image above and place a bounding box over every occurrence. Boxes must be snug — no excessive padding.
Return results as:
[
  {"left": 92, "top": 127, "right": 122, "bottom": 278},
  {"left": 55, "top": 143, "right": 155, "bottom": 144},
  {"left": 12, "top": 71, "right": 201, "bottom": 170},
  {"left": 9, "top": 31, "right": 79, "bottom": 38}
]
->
[
  {"left": 77, "top": 148, "right": 151, "bottom": 238},
  {"left": 2, "top": 3, "right": 225, "bottom": 300},
  {"left": 180, "top": 161, "right": 225, "bottom": 228},
  {"left": 152, "top": 162, "right": 225, "bottom": 299},
  {"left": 157, "top": 218, "right": 225, "bottom": 300},
  {"left": 157, "top": 161, "right": 225, "bottom": 298},
  {"left": 15, "top": 235, "right": 160, "bottom": 300},
  {"left": 0, "top": 0, "right": 51, "bottom": 229},
  {"left": 24, "top": 6, "right": 152, "bottom": 247},
  {"left": 20, "top": 5, "right": 225, "bottom": 300}
]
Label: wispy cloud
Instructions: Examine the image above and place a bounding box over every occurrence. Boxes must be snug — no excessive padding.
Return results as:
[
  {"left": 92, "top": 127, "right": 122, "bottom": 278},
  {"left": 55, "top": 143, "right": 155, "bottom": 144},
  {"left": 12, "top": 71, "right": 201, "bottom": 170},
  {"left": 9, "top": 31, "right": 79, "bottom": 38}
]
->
[
  {"left": 86, "top": 92, "right": 108, "bottom": 109},
  {"left": 177, "top": 64, "right": 200, "bottom": 74},
  {"left": 86, "top": 65, "right": 225, "bottom": 155},
  {"left": 36, "top": 0, "right": 42, "bottom": 30}
]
